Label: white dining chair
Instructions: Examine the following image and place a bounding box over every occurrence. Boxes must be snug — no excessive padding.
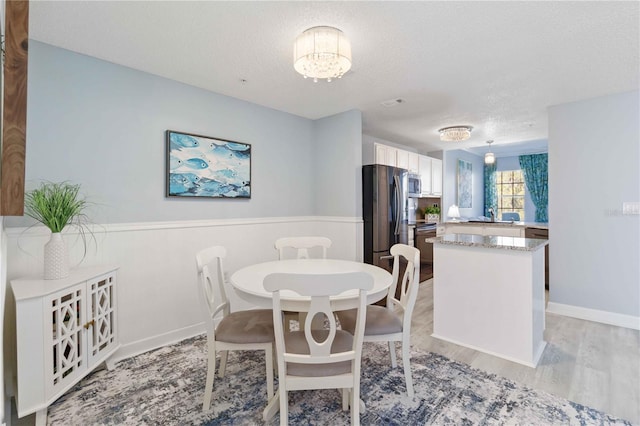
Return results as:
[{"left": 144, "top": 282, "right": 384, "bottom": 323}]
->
[
  {"left": 264, "top": 271, "right": 373, "bottom": 426},
  {"left": 502, "top": 212, "right": 521, "bottom": 221},
  {"left": 274, "top": 236, "right": 332, "bottom": 260},
  {"left": 336, "top": 243, "right": 420, "bottom": 398},
  {"left": 274, "top": 236, "right": 333, "bottom": 330},
  {"left": 196, "top": 246, "right": 274, "bottom": 412}
]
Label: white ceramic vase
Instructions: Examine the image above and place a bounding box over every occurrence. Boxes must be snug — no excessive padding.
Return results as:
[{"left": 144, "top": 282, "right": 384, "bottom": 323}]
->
[{"left": 44, "top": 232, "right": 70, "bottom": 280}]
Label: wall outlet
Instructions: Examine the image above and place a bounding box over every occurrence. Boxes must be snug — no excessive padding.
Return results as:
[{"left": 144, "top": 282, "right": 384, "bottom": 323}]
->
[{"left": 622, "top": 202, "right": 640, "bottom": 215}]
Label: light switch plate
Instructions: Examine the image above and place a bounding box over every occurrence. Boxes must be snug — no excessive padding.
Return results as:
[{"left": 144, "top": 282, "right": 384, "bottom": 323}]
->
[{"left": 622, "top": 202, "right": 640, "bottom": 215}]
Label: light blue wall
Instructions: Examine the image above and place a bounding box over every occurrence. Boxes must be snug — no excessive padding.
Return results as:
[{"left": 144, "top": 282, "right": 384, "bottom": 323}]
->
[
  {"left": 314, "top": 110, "right": 363, "bottom": 216},
  {"left": 442, "top": 150, "right": 484, "bottom": 219},
  {"left": 6, "top": 41, "right": 361, "bottom": 227},
  {"left": 549, "top": 90, "right": 639, "bottom": 317}
]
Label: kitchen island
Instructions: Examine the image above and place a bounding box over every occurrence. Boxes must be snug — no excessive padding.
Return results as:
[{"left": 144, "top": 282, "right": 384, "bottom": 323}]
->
[{"left": 431, "top": 233, "right": 548, "bottom": 367}]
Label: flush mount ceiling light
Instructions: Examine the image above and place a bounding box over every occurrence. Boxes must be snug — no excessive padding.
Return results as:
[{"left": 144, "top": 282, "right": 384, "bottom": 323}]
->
[
  {"left": 438, "top": 125, "right": 473, "bottom": 142},
  {"left": 485, "top": 140, "right": 496, "bottom": 164},
  {"left": 293, "top": 26, "right": 352, "bottom": 83}
]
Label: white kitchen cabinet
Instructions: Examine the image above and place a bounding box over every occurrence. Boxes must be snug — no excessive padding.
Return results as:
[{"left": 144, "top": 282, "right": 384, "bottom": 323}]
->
[
  {"left": 396, "top": 149, "right": 409, "bottom": 170},
  {"left": 374, "top": 143, "right": 397, "bottom": 167},
  {"left": 408, "top": 153, "right": 420, "bottom": 174},
  {"left": 418, "top": 155, "right": 442, "bottom": 196},
  {"left": 11, "top": 266, "right": 120, "bottom": 425},
  {"left": 419, "top": 155, "right": 432, "bottom": 195},
  {"left": 431, "top": 158, "right": 443, "bottom": 196}
]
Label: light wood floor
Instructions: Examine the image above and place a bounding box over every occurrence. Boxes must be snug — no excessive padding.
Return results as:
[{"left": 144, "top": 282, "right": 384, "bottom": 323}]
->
[
  {"left": 13, "top": 279, "right": 640, "bottom": 425},
  {"left": 410, "top": 278, "right": 640, "bottom": 424}
]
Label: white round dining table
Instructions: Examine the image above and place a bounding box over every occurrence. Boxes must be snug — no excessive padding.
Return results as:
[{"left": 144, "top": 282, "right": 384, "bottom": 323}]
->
[{"left": 230, "top": 258, "right": 393, "bottom": 312}]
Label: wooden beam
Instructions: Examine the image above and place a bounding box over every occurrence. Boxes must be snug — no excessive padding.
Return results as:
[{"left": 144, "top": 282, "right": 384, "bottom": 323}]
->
[{"left": 1, "top": 0, "right": 29, "bottom": 216}]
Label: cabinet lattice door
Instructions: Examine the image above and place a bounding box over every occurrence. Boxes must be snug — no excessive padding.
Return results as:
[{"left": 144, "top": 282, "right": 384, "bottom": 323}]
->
[
  {"left": 49, "top": 283, "right": 86, "bottom": 395},
  {"left": 88, "top": 273, "right": 117, "bottom": 364}
]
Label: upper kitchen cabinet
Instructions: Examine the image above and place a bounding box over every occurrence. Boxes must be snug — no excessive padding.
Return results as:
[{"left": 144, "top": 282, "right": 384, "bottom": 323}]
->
[
  {"left": 431, "top": 158, "right": 442, "bottom": 196},
  {"left": 374, "top": 143, "right": 397, "bottom": 167},
  {"left": 396, "top": 149, "right": 409, "bottom": 170},
  {"left": 408, "top": 153, "right": 420, "bottom": 174},
  {"left": 419, "top": 155, "right": 442, "bottom": 196},
  {"left": 373, "top": 142, "right": 420, "bottom": 173}
]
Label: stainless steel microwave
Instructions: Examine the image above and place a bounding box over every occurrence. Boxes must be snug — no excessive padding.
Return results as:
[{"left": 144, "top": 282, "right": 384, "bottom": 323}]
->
[{"left": 408, "top": 173, "right": 421, "bottom": 197}]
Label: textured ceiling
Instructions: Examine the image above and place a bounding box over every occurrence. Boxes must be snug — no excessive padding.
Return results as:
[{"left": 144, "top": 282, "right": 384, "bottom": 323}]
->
[{"left": 29, "top": 1, "right": 639, "bottom": 155}]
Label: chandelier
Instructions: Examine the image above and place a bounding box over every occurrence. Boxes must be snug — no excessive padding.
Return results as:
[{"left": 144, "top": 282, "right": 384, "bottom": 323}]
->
[
  {"left": 293, "top": 26, "right": 352, "bottom": 83},
  {"left": 438, "top": 126, "right": 473, "bottom": 142},
  {"left": 484, "top": 140, "right": 495, "bottom": 164}
]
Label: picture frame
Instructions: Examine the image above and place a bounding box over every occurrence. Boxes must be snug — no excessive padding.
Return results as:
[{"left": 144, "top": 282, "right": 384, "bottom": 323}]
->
[
  {"left": 166, "top": 130, "right": 251, "bottom": 198},
  {"left": 457, "top": 159, "right": 472, "bottom": 208}
]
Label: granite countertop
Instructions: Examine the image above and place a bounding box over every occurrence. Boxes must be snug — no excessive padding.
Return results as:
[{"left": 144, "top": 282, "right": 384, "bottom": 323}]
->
[
  {"left": 445, "top": 220, "right": 549, "bottom": 230},
  {"left": 427, "top": 233, "right": 549, "bottom": 252}
]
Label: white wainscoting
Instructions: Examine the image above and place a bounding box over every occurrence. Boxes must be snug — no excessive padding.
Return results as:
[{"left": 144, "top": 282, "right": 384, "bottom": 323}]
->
[{"left": 4, "top": 216, "right": 362, "bottom": 363}]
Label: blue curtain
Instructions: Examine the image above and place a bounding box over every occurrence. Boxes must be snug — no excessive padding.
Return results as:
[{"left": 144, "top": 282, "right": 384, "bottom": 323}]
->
[
  {"left": 484, "top": 161, "right": 497, "bottom": 218},
  {"left": 519, "top": 153, "right": 548, "bottom": 222}
]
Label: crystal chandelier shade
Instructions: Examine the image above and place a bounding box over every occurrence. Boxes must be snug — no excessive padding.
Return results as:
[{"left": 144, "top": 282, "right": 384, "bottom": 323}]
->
[
  {"left": 294, "top": 26, "right": 352, "bottom": 83},
  {"left": 438, "top": 126, "right": 473, "bottom": 142}
]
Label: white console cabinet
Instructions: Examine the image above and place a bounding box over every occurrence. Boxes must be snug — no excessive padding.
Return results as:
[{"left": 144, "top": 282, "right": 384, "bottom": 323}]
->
[{"left": 11, "top": 266, "right": 120, "bottom": 425}]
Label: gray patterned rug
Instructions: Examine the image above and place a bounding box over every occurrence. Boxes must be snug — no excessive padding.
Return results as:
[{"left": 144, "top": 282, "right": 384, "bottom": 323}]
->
[{"left": 47, "top": 334, "right": 631, "bottom": 425}]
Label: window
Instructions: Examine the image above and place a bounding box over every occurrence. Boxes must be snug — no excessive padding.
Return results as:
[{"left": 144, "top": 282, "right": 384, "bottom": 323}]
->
[{"left": 496, "top": 170, "right": 525, "bottom": 221}]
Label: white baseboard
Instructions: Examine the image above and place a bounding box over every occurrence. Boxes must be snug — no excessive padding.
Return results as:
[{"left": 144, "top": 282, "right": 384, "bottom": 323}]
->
[
  {"left": 110, "top": 323, "right": 206, "bottom": 364},
  {"left": 547, "top": 302, "right": 640, "bottom": 330}
]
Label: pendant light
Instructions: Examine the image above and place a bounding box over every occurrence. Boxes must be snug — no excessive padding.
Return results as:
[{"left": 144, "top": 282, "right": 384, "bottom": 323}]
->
[{"left": 484, "top": 140, "right": 495, "bottom": 164}]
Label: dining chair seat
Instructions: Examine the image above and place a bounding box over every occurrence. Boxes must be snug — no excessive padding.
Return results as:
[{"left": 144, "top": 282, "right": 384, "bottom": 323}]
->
[
  {"left": 285, "top": 329, "right": 353, "bottom": 377},
  {"left": 216, "top": 309, "right": 274, "bottom": 344},
  {"left": 336, "top": 244, "right": 420, "bottom": 398},
  {"left": 339, "top": 305, "right": 402, "bottom": 336},
  {"left": 196, "top": 245, "right": 274, "bottom": 412}
]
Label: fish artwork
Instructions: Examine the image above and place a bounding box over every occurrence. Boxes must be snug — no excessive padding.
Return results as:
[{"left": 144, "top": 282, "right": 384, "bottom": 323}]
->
[
  {"left": 169, "top": 173, "right": 199, "bottom": 195},
  {"left": 167, "top": 131, "right": 250, "bottom": 198},
  {"left": 183, "top": 158, "right": 209, "bottom": 170},
  {"left": 225, "top": 142, "right": 250, "bottom": 152},
  {"left": 170, "top": 133, "right": 200, "bottom": 150},
  {"left": 169, "top": 156, "right": 184, "bottom": 170}
]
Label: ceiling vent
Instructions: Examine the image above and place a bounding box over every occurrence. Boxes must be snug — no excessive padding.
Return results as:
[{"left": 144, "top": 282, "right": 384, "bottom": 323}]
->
[{"left": 380, "top": 98, "right": 404, "bottom": 107}]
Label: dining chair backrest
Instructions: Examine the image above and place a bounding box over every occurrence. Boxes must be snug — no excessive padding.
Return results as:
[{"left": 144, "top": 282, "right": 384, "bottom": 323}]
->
[
  {"left": 386, "top": 244, "right": 420, "bottom": 332},
  {"left": 275, "top": 236, "right": 332, "bottom": 260},
  {"left": 264, "top": 271, "right": 373, "bottom": 364},
  {"left": 502, "top": 212, "right": 521, "bottom": 221},
  {"left": 195, "top": 246, "right": 230, "bottom": 337}
]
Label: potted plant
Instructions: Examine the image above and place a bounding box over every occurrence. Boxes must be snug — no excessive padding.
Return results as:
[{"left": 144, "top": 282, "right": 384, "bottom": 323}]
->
[
  {"left": 24, "top": 181, "right": 91, "bottom": 280},
  {"left": 423, "top": 205, "right": 441, "bottom": 222}
]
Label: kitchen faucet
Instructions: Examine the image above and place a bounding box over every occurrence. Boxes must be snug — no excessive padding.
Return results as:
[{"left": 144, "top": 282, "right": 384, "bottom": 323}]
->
[{"left": 489, "top": 208, "right": 495, "bottom": 222}]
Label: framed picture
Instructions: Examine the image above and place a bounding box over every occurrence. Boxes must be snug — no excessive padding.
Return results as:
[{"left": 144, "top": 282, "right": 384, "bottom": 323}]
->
[
  {"left": 457, "top": 159, "right": 472, "bottom": 208},
  {"left": 166, "top": 130, "right": 251, "bottom": 198}
]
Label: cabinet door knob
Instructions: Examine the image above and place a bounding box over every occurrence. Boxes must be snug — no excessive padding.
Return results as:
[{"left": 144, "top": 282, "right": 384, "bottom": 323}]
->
[{"left": 84, "top": 319, "right": 95, "bottom": 329}]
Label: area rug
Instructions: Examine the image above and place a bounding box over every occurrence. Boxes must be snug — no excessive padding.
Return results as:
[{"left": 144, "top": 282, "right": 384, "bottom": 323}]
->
[{"left": 47, "top": 334, "right": 631, "bottom": 425}]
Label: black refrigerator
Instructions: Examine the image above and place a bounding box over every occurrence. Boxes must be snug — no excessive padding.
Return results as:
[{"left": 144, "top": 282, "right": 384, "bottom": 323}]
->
[{"left": 363, "top": 164, "right": 411, "bottom": 272}]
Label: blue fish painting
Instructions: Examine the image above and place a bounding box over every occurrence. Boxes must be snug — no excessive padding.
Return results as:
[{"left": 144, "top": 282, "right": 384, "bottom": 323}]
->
[
  {"left": 184, "top": 158, "right": 209, "bottom": 170},
  {"left": 169, "top": 156, "right": 184, "bottom": 170},
  {"left": 169, "top": 173, "right": 199, "bottom": 194},
  {"left": 166, "top": 131, "right": 251, "bottom": 198},
  {"left": 225, "top": 142, "right": 250, "bottom": 152},
  {"left": 170, "top": 133, "right": 200, "bottom": 150}
]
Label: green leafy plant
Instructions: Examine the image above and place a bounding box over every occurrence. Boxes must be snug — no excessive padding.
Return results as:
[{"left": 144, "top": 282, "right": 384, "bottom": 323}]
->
[
  {"left": 423, "top": 205, "right": 440, "bottom": 215},
  {"left": 24, "top": 182, "right": 89, "bottom": 233}
]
